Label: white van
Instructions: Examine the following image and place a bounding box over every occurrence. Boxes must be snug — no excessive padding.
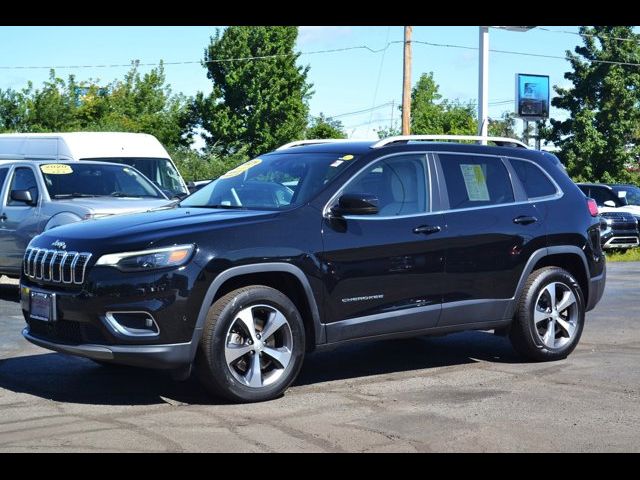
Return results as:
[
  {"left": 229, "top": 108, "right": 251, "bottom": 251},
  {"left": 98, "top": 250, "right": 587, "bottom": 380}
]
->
[{"left": 0, "top": 132, "right": 189, "bottom": 198}]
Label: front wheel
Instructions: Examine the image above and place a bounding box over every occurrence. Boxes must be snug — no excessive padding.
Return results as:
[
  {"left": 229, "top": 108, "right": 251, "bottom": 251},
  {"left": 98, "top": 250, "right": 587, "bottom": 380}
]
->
[
  {"left": 509, "top": 267, "right": 585, "bottom": 361},
  {"left": 196, "top": 286, "right": 305, "bottom": 403}
]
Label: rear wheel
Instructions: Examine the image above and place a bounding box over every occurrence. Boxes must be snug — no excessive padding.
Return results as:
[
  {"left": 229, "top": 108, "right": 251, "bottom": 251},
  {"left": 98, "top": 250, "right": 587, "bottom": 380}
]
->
[
  {"left": 196, "top": 286, "right": 305, "bottom": 403},
  {"left": 509, "top": 267, "right": 585, "bottom": 361}
]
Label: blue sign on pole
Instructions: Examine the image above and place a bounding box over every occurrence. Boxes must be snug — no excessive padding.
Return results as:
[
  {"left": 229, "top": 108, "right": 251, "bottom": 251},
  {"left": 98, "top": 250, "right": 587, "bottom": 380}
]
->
[{"left": 515, "top": 74, "right": 550, "bottom": 120}]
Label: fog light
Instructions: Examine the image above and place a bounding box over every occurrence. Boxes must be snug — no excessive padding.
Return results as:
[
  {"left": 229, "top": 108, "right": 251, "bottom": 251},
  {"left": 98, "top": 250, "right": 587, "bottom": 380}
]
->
[{"left": 104, "top": 311, "right": 160, "bottom": 337}]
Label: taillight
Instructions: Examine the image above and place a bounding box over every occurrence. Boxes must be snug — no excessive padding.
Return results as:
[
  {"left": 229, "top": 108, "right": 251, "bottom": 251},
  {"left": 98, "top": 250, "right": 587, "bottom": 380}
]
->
[{"left": 587, "top": 198, "right": 599, "bottom": 217}]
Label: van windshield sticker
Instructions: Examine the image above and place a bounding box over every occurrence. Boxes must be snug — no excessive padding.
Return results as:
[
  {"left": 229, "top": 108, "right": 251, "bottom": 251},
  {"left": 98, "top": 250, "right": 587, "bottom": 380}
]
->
[
  {"left": 460, "top": 164, "right": 490, "bottom": 201},
  {"left": 40, "top": 164, "right": 73, "bottom": 175},
  {"left": 220, "top": 158, "right": 262, "bottom": 179}
]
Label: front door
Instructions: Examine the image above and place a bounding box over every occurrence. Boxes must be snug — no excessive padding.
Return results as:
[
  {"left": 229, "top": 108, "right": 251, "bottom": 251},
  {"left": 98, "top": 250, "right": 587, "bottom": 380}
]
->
[
  {"left": 0, "top": 166, "right": 42, "bottom": 274},
  {"left": 321, "top": 153, "right": 447, "bottom": 343}
]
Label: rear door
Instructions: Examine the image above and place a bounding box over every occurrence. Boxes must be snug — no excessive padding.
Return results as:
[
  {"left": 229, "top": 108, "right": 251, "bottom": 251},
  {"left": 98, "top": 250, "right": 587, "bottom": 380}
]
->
[
  {"left": 0, "top": 166, "right": 42, "bottom": 273},
  {"left": 434, "top": 152, "right": 546, "bottom": 327}
]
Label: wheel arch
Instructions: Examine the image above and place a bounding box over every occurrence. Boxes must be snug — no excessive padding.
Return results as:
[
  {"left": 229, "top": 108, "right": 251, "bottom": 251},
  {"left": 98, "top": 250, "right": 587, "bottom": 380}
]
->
[
  {"left": 508, "top": 246, "right": 590, "bottom": 318},
  {"left": 190, "top": 263, "right": 324, "bottom": 360}
]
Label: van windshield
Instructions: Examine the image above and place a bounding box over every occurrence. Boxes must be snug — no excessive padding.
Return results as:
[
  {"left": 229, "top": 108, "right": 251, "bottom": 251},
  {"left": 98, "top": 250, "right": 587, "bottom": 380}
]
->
[
  {"left": 40, "top": 163, "right": 165, "bottom": 199},
  {"left": 83, "top": 157, "right": 188, "bottom": 198}
]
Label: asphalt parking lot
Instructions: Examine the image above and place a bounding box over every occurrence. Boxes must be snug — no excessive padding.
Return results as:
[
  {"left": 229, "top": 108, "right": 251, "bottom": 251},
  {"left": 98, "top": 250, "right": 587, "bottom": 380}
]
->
[{"left": 1, "top": 263, "right": 639, "bottom": 452}]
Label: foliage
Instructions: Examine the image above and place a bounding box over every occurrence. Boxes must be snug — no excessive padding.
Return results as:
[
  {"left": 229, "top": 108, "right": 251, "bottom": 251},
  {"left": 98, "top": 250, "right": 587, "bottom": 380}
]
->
[
  {"left": 0, "top": 63, "right": 195, "bottom": 149},
  {"left": 488, "top": 111, "right": 518, "bottom": 138},
  {"left": 306, "top": 113, "right": 346, "bottom": 139},
  {"left": 605, "top": 248, "right": 640, "bottom": 262},
  {"left": 409, "top": 72, "right": 477, "bottom": 135},
  {"left": 169, "top": 146, "right": 250, "bottom": 183},
  {"left": 545, "top": 26, "right": 640, "bottom": 183},
  {"left": 197, "top": 26, "right": 313, "bottom": 158}
]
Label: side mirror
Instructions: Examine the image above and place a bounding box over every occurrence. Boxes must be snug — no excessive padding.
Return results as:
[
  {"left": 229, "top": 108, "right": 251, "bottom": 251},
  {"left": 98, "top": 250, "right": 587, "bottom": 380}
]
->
[
  {"left": 331, "top": 193, "right": 379, "bottom": 217},
  {"left": 603, "top": 200, "right": 617, "bottom": 208},
  {"left": 10, "top": 189, "right": 35, "bottom": 205}
]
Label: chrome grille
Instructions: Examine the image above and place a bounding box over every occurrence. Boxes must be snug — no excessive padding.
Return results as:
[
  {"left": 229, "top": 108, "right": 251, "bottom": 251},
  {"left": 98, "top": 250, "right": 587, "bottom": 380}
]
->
[{"left": 23, "top": 248, "right": 92, "bottom": 285}]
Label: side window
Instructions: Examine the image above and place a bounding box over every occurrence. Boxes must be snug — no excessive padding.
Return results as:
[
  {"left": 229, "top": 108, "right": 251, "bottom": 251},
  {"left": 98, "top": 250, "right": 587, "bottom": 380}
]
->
[
  {"left": 341, "top": 154, "right": 429, "bottom": 216},
  {"left": 589, "top": 187, "right": 618, "bottom": 207},
  {"left": 439, "top": 154, "right": 514, "bottom": 209},
  {"left": 8, "top": 167, "right": 39, "bottom": 206},
  {"left": 510, "top": 159, "right": 558, "bottom": 199},
  {"left": 0, "top": 168, "right": 8, "bottom": 191}
]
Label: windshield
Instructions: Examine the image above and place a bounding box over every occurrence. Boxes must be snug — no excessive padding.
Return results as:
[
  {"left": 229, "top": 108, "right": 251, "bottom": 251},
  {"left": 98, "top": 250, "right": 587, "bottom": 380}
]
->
[
  {"left": 40, "top": 163, "right": 165, "bottom": 199},
  {"left": 180, "top": 152, "right": 358, "bottom": 210},
  {"left": 84, "top": 157, "right": 188, "bottom": 197},
  {"left": 613, "top": 186, "right": 640, "bottom": 206}
]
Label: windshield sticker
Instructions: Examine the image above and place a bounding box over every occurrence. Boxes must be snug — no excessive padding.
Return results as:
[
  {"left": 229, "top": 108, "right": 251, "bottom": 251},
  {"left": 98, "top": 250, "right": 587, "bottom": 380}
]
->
[
  {"left": 460, "top": 164, "right": 490, "bottom": 201},
  {"left": 330, "top": 160, "right": 344, "bottom": 168},
  {"left": 40, "top": 164, "right": 73, "bottom": 175},
  {"left": 220, "top": 158, "right": 262, "bottom": 179},
  {"left": 340, "top": 154, "right": 354, "bottom": 161}
]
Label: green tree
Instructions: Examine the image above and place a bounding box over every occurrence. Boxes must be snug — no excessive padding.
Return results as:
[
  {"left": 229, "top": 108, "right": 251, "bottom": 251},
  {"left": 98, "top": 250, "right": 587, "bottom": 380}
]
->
[
  {"left": 0, "top": 63, "right": 195, "bottom": 150},
  {"left": 197, "top": 26, "right": 313, "bottom": 157},
  {"left": 306, "top": 113, "right": 346, "bottom": 139},
  {"left": 546, "top": 26, "right": 640, "bottom": 182},
  {"left": 488, "top": 111, "right": 518, "bottom": 138},
  {"left": 410, "top": 72, "right": 477, "bottom": 135},
  {"left": 0, "top": 88, "right": 28, "bottom": 131}
]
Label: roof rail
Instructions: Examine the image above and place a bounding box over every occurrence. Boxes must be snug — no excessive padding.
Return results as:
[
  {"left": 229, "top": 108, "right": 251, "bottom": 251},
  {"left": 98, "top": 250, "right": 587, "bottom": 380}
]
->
[
  {"left": 276, "top": 139, "right": 356, "bottom": 150},
  {"left": 371, "top": 135, "right": 529, "bottom": 149}
]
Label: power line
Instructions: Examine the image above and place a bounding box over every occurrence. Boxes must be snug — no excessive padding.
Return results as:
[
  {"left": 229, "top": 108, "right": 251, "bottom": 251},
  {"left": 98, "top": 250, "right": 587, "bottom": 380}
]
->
[
  {"left": 411, "top": 39, "right": 640, "bottom": 68},
  {"left": 326, "top": 102, "right": 394, "bottom": 120},
  {"left": 0, "top": 43, "right": 405, "bottom": 71},
  {"left": 367, "top": 26, "right": 392, "bottom": 133},
  {"left": 5, "top": 35, "right": 640, "bottom": 73},
  {"left": 536, "top": 26, "right": 640, "bottom": 45}
]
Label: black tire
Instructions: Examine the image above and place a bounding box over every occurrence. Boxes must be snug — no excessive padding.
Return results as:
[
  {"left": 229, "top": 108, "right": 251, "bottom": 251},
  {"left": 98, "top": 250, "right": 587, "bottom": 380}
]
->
[
  {"left": 509, "top": 267, "right": 585, "bottom": 362},
  {"left": 195, "top": 285, "right": 305, "bottom": 403}
]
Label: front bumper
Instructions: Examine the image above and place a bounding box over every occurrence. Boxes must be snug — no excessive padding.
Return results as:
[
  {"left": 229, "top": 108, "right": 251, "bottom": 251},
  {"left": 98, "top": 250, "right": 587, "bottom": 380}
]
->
[
  {"left": 22, "top": 328, "right": 195, "bottom": 369},
  {"left": 19, "top": 261, "right": 209, "bottom": 369}
]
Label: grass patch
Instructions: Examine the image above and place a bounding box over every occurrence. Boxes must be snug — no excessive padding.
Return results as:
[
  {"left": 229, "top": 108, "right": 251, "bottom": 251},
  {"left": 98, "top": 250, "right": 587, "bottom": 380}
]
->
[{"left": 605, "top": 248, "right": 640, "bottom": 262}]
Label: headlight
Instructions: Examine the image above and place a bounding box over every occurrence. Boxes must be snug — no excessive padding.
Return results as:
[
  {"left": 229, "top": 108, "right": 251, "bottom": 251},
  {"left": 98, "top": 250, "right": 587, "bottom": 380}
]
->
[{"left": 95, "top": 244, "right": 195, "bottom": 272}]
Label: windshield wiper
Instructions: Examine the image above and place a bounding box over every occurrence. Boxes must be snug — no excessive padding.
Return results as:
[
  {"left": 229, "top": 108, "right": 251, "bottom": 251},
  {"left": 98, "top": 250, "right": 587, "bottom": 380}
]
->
[
  {"left": 52, "top": 193, "right": 99, "bottom": 199},
  {"left": 109, "top": 192, "right": 145, "bottom": 198},
  {"left": 183, "top": 204, "right": 247, "bottom": 209}
]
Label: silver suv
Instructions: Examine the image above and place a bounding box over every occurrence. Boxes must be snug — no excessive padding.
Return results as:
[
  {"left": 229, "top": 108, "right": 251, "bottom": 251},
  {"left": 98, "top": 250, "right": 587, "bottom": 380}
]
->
[{"left": 0, "top": 159, "right": 174, "bottom": 278}]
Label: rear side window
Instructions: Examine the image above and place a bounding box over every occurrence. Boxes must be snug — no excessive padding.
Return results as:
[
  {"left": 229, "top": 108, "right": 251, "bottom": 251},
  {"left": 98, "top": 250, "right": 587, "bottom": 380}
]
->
[
  {"left": 439, "top": 154, "right": 514, "bottom": 209},
  {"left": 510, "top": 159, "right": 558, "bottom": 199}
]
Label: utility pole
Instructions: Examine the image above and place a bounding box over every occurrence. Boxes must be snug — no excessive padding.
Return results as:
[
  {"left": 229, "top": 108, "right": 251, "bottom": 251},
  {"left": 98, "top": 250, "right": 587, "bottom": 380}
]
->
[
  {"left": 402, "top": 26, "right": 412, "bottom": 135},
  {"left": 478, "top": 26, "right": 489, "bottom": 144}
]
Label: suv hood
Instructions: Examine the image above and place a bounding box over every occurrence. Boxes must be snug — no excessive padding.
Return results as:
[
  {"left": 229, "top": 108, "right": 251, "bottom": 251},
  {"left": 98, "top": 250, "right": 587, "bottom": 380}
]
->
[
  {"left": 32, "top": 206, "right": 277, "bottom": 252},
  {"left": 599, "top": 205, "right": 640, "bottom": 216},
  {"left": 52, "top": 197, "right": 174, "bottom": 216}
]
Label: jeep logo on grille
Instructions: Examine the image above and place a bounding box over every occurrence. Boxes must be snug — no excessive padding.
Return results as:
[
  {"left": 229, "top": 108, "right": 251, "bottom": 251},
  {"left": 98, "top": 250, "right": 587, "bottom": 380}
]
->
[{"left": 51, "top": 240, "right": 67, "bottom": 250}]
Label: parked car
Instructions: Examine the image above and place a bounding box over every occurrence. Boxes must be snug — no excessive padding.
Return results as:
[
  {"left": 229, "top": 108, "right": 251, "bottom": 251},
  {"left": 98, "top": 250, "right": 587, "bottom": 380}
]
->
[
  {"left": 576, "top": 183, "right": 640, "bottom": 250},
  {"left": 0, "top": 160, "right": 174, "bottom": 278},
  {"left": 20, "top": 135, "right": 606, "bottom": 402},
  {"left": 0, "top": 132, "right": 190, "bottom": 199}
]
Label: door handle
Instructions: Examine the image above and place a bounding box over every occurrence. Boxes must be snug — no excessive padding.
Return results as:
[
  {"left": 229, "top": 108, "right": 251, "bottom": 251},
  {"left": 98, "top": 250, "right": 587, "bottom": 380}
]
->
[
  {"left": 0, "top": 213, "right": 6, "bottom": 221},
  {"left": 513, "top": 215, "right": 538, "bottom": 225},
  {"left": 413, "top": 225, "right": 441, "bottom": 235}
]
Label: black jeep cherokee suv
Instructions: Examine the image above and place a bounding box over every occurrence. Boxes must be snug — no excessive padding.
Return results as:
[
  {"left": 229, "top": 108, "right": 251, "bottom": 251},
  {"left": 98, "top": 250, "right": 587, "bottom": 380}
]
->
[{"left": 20, "top": 137, "right": 606, "bottom": 402}]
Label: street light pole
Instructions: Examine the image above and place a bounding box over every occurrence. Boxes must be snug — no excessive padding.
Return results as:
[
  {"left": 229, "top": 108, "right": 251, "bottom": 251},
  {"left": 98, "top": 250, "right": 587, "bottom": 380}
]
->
[{"left": 478, "top": 26, "right": 489, "bottom": 144}]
